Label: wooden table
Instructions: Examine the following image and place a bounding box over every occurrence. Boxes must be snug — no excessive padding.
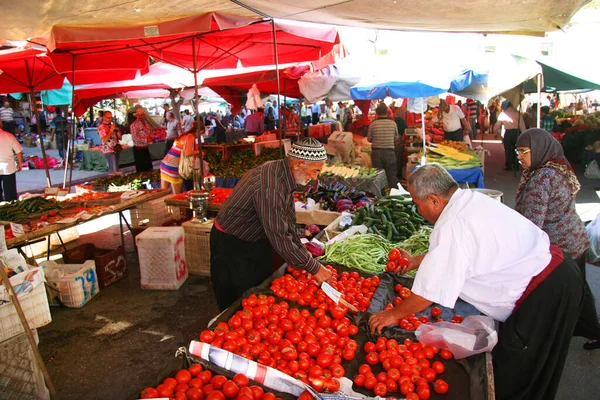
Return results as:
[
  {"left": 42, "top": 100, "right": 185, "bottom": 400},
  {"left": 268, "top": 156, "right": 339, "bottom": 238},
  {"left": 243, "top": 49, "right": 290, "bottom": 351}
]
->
[{"left": 6, "top": 189, "right": 171, "bottom": 259}]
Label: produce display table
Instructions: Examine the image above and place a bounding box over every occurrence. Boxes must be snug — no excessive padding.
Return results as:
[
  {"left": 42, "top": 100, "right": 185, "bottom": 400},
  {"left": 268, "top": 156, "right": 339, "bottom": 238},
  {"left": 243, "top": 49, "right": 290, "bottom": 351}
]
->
[
  {"left": 203, "top": 143, "right": 255, "bottom": 161},
  {"left": 79, "top": 142, "right": 166, "bottom": 171},
  {"left": 448, "top": 166, "right": 485, "bottom": 188},
  {"left": 318, "top": 169, "right": 388, "bottom": 197},
  {"left": 203, "top": 263, "right": 496, "bottom": 400},
  {"left": 6, "top": 189, "right": 171, "bottom": 257},
  {"left": 225, "top": 129, "right": 246, "bottom": 143}
]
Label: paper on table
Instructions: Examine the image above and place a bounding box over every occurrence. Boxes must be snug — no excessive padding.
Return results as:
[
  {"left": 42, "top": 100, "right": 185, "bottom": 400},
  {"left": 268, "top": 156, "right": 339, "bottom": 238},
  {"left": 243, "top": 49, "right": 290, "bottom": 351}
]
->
[
  {"left": 390, "top": 183, "right": 410, "bottom": 196},
  {"left": 120, "top": 190, "right": 144, "bottom": 200}
]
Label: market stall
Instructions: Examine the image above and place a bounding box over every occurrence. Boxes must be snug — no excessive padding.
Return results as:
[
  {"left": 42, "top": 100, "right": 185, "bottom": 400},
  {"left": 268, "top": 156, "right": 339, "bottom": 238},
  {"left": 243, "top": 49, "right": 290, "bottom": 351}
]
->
[{"left": 79, "top": 142, "right": 167, "bottom": 171}]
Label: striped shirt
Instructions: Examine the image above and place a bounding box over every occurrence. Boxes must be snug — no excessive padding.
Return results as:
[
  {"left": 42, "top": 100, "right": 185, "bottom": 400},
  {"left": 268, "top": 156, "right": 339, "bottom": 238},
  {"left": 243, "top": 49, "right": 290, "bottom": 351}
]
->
[
  {"left": 216, "top": 159, "right": 319, "bottom": 274},
  {"left": 160, "top": 139, "right": 183, "bottom": 179},
  {"left": 467, "top": 100, "right": 478, "bottom": 119},
  {"left": 367, "top": 118, "right": 398, "bottom": 149},
  {"left": 0, "top": 107, "right": 14, "bottom": 122}
]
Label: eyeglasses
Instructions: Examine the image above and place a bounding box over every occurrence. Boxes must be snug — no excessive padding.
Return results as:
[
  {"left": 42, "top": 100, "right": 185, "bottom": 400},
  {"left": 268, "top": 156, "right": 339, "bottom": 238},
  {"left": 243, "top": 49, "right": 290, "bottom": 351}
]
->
[{"left": 515, "top": 149, "right": 531, "bottom": 156}]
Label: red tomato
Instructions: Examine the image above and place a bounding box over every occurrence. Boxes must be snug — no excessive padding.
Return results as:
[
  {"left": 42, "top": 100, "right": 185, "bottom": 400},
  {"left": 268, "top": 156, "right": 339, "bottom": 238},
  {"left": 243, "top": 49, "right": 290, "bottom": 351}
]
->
[
  {"left": 386, "top": 378, "right": 398, "bottom": 393},
  {"left": 358, "top": 364, "right": 372, "bottom": 376},
  {"left": 140, "top": 387, "right": 159, "bottom": 399},
  {"left": 364, "top": 376, "right": 377, "bottom": 390},
  {"left": 387, "top": 368, "right": 400, "bottom": 381},
  {"left": 198, "top": 370, "right": 213, "bottom": 385},
  {"left": 432, "top": 361, "right": 445, "bottom": 374},
  {"left": 440, "top": 349, "right": 453, "bottom": 360},
  {"left": 430, "top": 307, "right": 442, "bottom": 318},
  {"left": 400, "top": 382, "right": 415, "bottom": 396},
  {"left": 211, "top": 376, "right": 228, "bottom": 390},
  {"left": 400, "top": 288, "right": 411, "bottom": 299},
  {"left": 374, "top": 382, "right": 387, "bottom": 397},
  {"left": 188, "top": 378, "right": 203, "bottom": 389},
  {"left": 175, "top": 370, "right": 192, "bottom": 384},
  {"left": 232, "top": 374, "right": 249, "bottom": 388},
  {"left": 187, "top": 387, "right": 204, "bottom": 400},
  {"left": 366, "top": 352, "right": 379, "bottom": 365},
  {"left": 156, "top": 384, "right": 174, "bottom": 398},
  {"left": 398, "top": 257, "right": 409, "bottom": 268},
  {"left": 386, "top": 260, "right": 398, "bottom": 272},
  {"left": 406, "top": 393, "right": 420, "bottom": 400},
  {"left": 249, "top": 386, "right": 264, "bottom": 400},
  {"left": 417, "top": 385, "right": 431, "bottom": 399},
  {"left": 331, "top": 364, "right": 345, "bottom": 378},
  {"left": 188, "top": 364, "right": 203, "bottom": 377},
  {"left": 311, "top": 377, "right": 325, "bottom": 392},
  {"left": 326, "top": 378, "right": 340, "bottom": 392},
  {"left": 163, "top": 378, "right": 177, "bottom": 389},
  {"left": 316, "top": 353, "right": 333, "bottom": 369},
  {"left": 206, "top": 391, "right": 226, "bottom": 400},
  {"left": 388, "top": 248, "right": 401, "bottom": 261},
  {"left": 364, "top": 342, "right": 376, "bottom": 353},
  {"left": 421, "top": 367, "right": 437, "bottom": 382},
  {"left": 353, "top": 374, "right": 366, "bottom": 387},
  {"left": 174, "top": 383, "right": 189, "bottom": 393},
  {"left": 222, "top": 380, "right": 239, "bottom": 399},
  {"left": 298, "top": 391, "right": 313, "bottom": 400},
  {"left": 433, "top": 379, "right": 449, "bottom": 394}
]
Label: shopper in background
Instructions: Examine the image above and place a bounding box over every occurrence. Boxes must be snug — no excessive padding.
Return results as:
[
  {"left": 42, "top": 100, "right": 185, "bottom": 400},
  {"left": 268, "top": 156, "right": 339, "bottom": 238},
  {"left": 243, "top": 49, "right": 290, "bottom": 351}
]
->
[
  {"left": 368, "top": 104, "right": 399, "bottom": 190},
  {"left": 93, "top": 110, "right": 104, "bottom": 127},
  {"left": 165, "top": 111, "right": 181, "bottom": 155},
  {"left": 263, "top": 107, "right": 276, "bottom": 131},
  {"left": 161, "top": 103, "right": 170, "bottom": 127},
  {"left": 0, "top": 121, "right": 23, "bottom": 201},
  {"left": 0, "top": 102, "right": 15, "bottom": 135},
  {"left": 540, "top": 106, "right": 555, "bottom": 133},
  {"left": 181, "top": 109, "right": 194, "bottom": 133},
  {"left": 129, "top": 107, "right": 154, "bottom": 172},
  {"left": 494, "top": 100, "right": 526, "bottom": 171},
  {"left": 97, "top": 111, "right": 122, "bottom": 173},
  {"left": 488, "top": 100, "right": 499, "bottom": 135},
  {"left": 49, "top": 106, "right": 69, "bottom": 163},
  {"left": 282, "top": 106, "right": 303, "bottom": 137},
  {"left": 515, "top": 128, "right": 600, "bottom": 351},
  {"left": 245, "top": 108, "right": 265, "bottom": 135},
  {"left": 311, "top": 103, "right": 321, "bottom": 125},
  {"left": 466, "top": 98, "right": 478, "bottom": 140},
  {"left": 370, "top": 163, "right": 600, "bottom": 400},
  {"left": 437, "top": 99, "right": 471, "bottom": 141},
  {"left": 160, "top": 124, "right": 205, "bottom": 194}
]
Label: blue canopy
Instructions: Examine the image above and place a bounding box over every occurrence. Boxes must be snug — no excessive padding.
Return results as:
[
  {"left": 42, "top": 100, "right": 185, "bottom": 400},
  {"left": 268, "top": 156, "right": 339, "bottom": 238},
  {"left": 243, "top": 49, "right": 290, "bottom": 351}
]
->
[{"left": 41, "top": 80, "right": 73, "bottom": 105}]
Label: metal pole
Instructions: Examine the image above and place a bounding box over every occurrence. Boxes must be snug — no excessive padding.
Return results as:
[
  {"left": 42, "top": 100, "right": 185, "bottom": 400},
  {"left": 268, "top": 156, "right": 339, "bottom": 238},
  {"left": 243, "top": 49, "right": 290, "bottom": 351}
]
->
[
  {"left": 67, "top": 56, "right": 76, "bottom": 190},
  {"left": 421, "top": 99, "right": 427, "bottom": 166},
  {"left": 536, "top": 73, "right": 542, "bottom": 128},
  {"left": 63, "top": 55, "right": 76, "bottom": 189},
  {"left": 0, "top": 261, "right": 60, "bottom": 400},
  {"left": 271, "top": 19, "right": 283, "bottom": 157},
  {"left": 29, "top": 90, "right": 52, "bottom": 187},
  {"left": 192, "top": 37, "right": 205, "bottom": 187}
]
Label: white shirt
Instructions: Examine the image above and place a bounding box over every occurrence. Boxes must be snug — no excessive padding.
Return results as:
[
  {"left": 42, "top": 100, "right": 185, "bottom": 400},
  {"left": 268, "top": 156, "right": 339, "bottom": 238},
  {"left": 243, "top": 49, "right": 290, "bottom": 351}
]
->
[
  {"left": 437, "top": 105, "right": 465, "bottom": 132},
  {"left": 182, "top": 115, "right": 194, "bottom": 132},
  {"left": 411, "top": 189, "right": 551, "bottom": 322},
  {"left": 0, "top": 130, "right": 23, "bottom": 175}
]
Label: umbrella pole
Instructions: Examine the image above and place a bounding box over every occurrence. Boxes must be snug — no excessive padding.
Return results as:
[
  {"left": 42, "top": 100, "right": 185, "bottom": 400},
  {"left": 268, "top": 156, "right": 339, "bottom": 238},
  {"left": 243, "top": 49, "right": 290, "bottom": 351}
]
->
[
  {"left": 421, "top": 107, "right": 427, "bottom": 166},
  {"left": 192, "top": 37, "right": 204, "bottom": 187},
  {"left": 29, "top": 90, "right": 52, "bottom": 187},
  {"left": 271, "top": 19, "right": 283, "bottom": 158},
  {"left": 536, "top": 73, "right": 541, "bottom": 128}
]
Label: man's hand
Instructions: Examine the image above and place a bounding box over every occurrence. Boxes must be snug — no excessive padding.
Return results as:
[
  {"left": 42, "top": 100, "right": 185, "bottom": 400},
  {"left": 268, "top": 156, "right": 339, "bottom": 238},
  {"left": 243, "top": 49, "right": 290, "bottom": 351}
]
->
[
  {"left": 312, "top": 265, "right": 333, "bottom": 286},
  {"left": 396, "top": 248, "right": 424, "bottom": 275},
  {"left": 369, "top": 308, "right": 399, "bottom": 335},
  {"left": 16, "top": 164, "right": 22, "bottom": 172}
]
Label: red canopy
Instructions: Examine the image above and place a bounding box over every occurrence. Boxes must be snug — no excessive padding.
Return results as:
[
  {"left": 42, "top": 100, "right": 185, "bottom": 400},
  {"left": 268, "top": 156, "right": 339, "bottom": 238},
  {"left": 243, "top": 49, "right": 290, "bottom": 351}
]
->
[
  {"left": 0, "top": 46, "right": 65, "bottom": 93},
  {"left": 46, "top": 13, "right": 339, "bottom": 73},
  {"left": 202, "top": 65, "right": 309, "bottom": 113}
]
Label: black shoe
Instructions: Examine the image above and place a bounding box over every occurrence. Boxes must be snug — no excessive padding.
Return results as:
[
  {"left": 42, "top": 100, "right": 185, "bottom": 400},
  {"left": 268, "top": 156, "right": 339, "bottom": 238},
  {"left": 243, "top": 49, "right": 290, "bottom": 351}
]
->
[{"left": 583, "top": 340, "right": 600, "bottom": 350}]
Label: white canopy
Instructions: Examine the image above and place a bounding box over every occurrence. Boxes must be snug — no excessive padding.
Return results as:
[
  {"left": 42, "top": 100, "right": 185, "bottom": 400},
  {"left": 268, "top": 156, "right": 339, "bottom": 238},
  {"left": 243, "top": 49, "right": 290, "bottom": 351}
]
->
[{"left": 2, "top": 0, "right": 588, "bottom": 40}]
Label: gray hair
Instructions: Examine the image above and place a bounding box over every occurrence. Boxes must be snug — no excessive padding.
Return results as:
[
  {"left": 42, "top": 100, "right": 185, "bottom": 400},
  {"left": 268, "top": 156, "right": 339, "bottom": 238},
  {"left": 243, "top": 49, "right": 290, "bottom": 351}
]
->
[{"left": 407, "top": 163, "right": 458, "bottom": 199}]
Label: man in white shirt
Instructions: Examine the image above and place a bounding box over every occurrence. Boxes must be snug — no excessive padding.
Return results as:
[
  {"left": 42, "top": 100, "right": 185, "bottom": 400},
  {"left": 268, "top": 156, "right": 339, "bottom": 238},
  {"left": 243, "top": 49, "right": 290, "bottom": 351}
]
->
[
  {"left": 494, "top": 100, "right": 526, "bottom": 170},
  {"left": 436, "top": 99, "right": 471, "bottom": 141},
  {"left": 0, "top": 102, "right": 15, "bottom": 135},
  {"left": 0, "top": 121, "right": 23, "bottom": 201},
  {"left": 369, "top": 163, "right": 600, "bottom": 400},
  {"left": 181, "top": 109, "right": 194, "bottom": 133}
]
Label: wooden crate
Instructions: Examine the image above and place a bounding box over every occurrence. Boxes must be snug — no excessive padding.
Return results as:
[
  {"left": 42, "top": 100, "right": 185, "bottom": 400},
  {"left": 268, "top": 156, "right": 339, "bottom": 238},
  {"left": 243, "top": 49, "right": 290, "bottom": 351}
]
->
[{"left": 182, "top": 220, "right": 213, "bottom": 276}]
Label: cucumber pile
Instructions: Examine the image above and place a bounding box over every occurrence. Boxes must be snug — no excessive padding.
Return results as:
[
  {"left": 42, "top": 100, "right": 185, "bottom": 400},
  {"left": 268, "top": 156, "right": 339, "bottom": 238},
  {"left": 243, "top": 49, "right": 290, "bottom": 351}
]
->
[
  {"left": 0, "top": 197, "right": 61, "bottom": 221},
  {"left": 350, "top": 195, "right": 428, "bottom": 242}
]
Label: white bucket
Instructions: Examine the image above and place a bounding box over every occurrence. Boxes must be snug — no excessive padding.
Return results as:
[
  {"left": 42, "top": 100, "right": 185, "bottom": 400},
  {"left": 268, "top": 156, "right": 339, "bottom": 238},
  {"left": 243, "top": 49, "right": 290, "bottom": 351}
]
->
[{"left": 470, "top": 188, "right": 503, "bottom": 202}]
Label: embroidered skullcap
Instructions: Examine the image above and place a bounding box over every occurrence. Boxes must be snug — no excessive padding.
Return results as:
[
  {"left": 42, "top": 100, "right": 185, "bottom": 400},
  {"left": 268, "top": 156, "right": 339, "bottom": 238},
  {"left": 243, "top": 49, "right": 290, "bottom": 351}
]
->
[{"left": 288, "top": 137, "right": 327, "bottom": 162}]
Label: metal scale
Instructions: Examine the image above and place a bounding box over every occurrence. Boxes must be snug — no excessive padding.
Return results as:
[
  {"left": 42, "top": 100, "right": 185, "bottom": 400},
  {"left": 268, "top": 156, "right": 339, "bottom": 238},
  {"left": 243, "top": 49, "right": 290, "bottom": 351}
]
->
[{"left": 189, "top": 169, "right": 216, "bottom": 223}]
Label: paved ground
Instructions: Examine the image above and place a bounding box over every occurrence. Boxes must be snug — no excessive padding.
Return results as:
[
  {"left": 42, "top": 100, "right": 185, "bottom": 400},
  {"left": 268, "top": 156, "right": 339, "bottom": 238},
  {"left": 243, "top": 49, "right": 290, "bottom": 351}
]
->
[{"left": 32, "top": 141, "right": 600, "bottom": 400}]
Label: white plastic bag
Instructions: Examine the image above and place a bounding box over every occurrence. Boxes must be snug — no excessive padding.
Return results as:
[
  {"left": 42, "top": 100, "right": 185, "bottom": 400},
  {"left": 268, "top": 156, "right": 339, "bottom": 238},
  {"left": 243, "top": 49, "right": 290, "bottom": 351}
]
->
[
  {"left": 585, "top": 160, "right": 600, "bottom": 179},
  {"left": 586, "top": 214, "right": 600, "bottom": 263},
  {"left": 415, "top": 315, "right": 498, "bottom": 359}
]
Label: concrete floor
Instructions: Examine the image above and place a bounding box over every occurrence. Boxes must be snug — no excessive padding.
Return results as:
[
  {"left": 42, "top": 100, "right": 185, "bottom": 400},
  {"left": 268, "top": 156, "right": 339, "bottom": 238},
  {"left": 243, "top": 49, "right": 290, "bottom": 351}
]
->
[{"left": 35, "top": 141, "right": 600, "bottom": 400}]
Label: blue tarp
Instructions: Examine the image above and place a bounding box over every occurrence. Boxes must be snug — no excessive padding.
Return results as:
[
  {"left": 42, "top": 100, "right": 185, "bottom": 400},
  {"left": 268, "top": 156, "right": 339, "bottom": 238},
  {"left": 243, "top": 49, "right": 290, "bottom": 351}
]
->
[{"left": 41, "top": 81, "right": 73, "bottom": 105}]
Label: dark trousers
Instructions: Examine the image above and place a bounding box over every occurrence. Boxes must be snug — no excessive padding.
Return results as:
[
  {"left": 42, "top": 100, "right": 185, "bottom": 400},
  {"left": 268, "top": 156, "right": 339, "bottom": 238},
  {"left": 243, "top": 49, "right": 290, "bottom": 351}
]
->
[
  {"left": 372, "top": 148, "right": 397, "bottom": 190},
  {"left": 312, "top": 113, "right": 319, "bottom": 125},
  {"left": 133, "top": 146, "right": 153, "bottom": 173},
  {"left": 56, "top": 130, "right": 66, "bottom": 159},
  {"left": 165, "top": 139, "right": 175, "bottom": 156},
  {"left": 0, "top": 173, "right": 17, "bottom": 201},
  {"left": 1, "top": 121, "right": 15, "bottom": 135},
  {"left": 492, "top": 256, "right": 595, "bottom": 400},
  {"left": 210, "top": 227, "right": 274, "bottom": 311},
  {"left": 503, "top": 129, "right": 520, "bottom": 169},
  {"left": 443, "top": 129, "right": 463, "bottom": 141}
]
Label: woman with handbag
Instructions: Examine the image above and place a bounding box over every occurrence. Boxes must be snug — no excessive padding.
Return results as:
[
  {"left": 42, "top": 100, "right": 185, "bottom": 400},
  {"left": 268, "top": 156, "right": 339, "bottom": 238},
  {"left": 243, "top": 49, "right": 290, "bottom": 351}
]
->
[
  {"left": 160, "top": 122, "right": 209, "bottom": 194},
  {"left": 97, "top": 111, "right": 122, "bottom": 173}
]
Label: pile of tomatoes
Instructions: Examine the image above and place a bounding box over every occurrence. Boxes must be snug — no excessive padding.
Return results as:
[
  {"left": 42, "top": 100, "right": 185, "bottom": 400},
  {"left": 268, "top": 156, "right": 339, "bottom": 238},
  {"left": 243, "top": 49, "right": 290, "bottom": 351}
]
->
[
  {"left": 354, "top": 337, "right": 452, "bottom": 399},
  {"left": 270, "top": 266, "right": 380, "bottom": 312},
  {"left": 139, "top": 364, "right": 284, "bottom": 400},
  {"left": 386, "top": 248, "right": 409, "bottom": 272},
  {"left": 199, "top": 294, "right": 359, "bottom": 393},
  {"left": 383, "top": 284, "right": 464, "bottom": 331}
]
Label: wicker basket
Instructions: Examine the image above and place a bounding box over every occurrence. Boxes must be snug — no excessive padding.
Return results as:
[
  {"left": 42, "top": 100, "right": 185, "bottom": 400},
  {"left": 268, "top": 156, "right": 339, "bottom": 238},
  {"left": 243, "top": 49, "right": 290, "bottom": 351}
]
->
[
  {"left": 131, "top": 195, "right": 178, "bottom": 227},
  {"left": 182, "top": 220, "right": 213, "bottom": 276},
  {"left": 0, "top": 329, "right": 49, "bottom": 399}
]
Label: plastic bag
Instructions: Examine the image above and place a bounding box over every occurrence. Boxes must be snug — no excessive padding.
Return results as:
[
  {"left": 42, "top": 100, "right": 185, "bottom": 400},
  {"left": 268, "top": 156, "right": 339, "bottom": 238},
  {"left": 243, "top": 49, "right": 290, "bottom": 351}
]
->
[
  {"left": 586, "top": 214, "right": 600, "bottom": 263},
  {"left": 585, "top": 160, "right": 600, "bottom": 179},
  {"left": 415, "top": 315, "right": 498, "bottom": 359}
]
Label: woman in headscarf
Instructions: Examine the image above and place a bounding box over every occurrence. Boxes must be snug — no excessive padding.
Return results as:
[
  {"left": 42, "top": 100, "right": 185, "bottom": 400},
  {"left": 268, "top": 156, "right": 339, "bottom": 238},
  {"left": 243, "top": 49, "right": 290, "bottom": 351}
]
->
[{"left": 515, "top": 128, "right": 600, "bottom": 350}]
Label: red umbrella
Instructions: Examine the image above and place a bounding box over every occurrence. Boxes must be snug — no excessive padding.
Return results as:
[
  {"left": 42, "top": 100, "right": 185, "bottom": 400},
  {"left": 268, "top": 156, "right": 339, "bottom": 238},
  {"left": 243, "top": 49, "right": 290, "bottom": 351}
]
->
[{"left": 0, "top": 45, "right": 67, "bottom": 187}]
